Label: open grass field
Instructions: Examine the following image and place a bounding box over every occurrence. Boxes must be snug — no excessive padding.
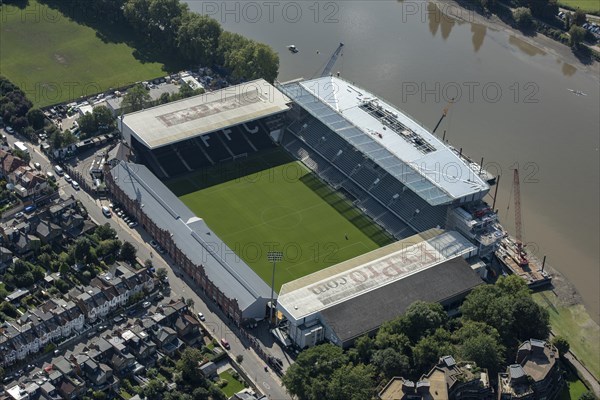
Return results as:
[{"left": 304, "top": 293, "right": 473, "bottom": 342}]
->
[
  {"left": 168, "top": 149, "right": 394, "bottom": 291},
  {"left": 533, "top": 291, "right": 600, "bottom": 380},
  {"left": 0, "top": 0, "right": 166, "bottom": 107},
  {"left": 219, "top": 370, "right": 245, "bottom": 397},
  {"left": 558, "top": 0, "right": 600, "bottom": 13},
  {"left": 559, "top": 364, "right": 591, "bottom": 399}
]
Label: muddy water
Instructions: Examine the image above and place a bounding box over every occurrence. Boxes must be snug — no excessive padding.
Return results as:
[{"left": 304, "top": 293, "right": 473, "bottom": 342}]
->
[{"left": 185, "top": 1, "right": 600, "bottom": 321}]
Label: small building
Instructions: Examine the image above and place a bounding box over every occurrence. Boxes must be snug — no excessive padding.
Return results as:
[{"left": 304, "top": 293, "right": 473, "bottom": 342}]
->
[
  {"left": 199, "top": 361, "right": 217, "bottom": 378},
  {"left": 497, "top": 339, "right": 563, "bottom": 400},
  {"left": 379, "top": 356, "right": 493, "bottom": 400}
]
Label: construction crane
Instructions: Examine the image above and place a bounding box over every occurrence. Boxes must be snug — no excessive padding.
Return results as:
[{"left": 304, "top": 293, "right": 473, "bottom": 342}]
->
[
  {"left": 432, "top": 97, "right": 454, "bottom": 134},
  {"left": 321, "top": 42, "right": 345, "bottom": 77},
  {"left": 512, "top": 169, "right": 528, "bottom": 267}
]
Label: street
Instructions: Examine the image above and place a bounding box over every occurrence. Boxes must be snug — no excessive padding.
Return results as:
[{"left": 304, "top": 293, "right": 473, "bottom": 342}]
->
[{"left": 2, "top": 130, "right": 292, "bottom": 400}]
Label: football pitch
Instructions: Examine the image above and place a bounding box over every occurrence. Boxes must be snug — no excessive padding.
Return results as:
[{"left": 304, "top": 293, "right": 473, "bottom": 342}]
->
[{"left": 167, "top": 149, "right": 394, "bottom": 291}]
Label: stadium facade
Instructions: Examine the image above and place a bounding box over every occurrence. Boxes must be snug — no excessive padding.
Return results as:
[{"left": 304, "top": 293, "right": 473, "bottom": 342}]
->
[
  {"left": 106, "top": 160, "right": 274, "bottom": 322},
  {"left": 110, "top": 77, "right": 500, "bottom": 332}
]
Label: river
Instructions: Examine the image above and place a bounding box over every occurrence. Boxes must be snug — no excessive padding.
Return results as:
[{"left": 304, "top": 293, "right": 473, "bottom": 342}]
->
[{"left": 185, "top": 0, "right": 600, "bottom": 322}]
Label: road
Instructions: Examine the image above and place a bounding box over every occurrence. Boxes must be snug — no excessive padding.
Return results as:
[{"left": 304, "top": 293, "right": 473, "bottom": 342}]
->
[{"left": 2, "top": 130, "right": 291, "bottom": 400}]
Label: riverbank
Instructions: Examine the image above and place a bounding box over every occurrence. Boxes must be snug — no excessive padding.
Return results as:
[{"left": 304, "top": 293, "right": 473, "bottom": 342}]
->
[
  {"left": 433, "top": 0, "right": 599, "bottom": 382},
  {"left": 433, "top": 0, "right": 599, "bottom": 76}
]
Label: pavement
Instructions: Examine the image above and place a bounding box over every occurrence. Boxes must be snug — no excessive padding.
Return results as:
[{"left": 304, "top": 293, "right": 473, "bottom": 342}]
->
[{"left": 2, "top": 129, "right": 292, "bottom": 400}]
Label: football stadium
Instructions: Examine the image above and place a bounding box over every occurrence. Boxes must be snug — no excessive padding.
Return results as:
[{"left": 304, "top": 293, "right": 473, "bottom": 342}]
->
[{"left": 108, "top": 77, "right": 500, "bottom": 342}]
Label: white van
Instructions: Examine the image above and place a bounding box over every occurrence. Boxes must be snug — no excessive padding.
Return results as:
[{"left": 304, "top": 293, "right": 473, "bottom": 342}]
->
[
  {"left": 102, "top": 206, "right": 111, "bottom": 217},
  {"left": 54, "top": 165, "right": 64, "bottom": 176}
]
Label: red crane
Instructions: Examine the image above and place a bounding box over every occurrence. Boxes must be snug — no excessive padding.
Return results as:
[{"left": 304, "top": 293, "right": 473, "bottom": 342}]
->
[{"left": 512, "top": 169, "right": 528, "bottom": 266}]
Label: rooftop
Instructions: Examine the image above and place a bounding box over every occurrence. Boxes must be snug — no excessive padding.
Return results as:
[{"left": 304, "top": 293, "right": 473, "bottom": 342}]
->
[
  {"left": 109, "top": 161, "right": 273, "bottom": 313},
  {"left": 278, "top": 229, "right": 477, "bottom": 321},
  {"left": 121, "top": 79, "right": 290, "bottom": 149},
  {"left": 278, "top": 77, "right": 490, "bottom": 205}
]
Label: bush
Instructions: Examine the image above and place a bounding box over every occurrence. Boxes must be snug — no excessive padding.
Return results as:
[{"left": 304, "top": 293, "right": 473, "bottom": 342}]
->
[
  {"left": 514, "top": 7, "right": 534, "bottom": 29},
  {"left": 217, "top": 379, "right": 228, "bottom": 388}
]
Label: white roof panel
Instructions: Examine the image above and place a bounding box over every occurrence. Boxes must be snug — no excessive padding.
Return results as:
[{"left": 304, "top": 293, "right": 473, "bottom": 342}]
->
[
  {"left": 279, "top": 77, "right": 489, "bottom": 204},
  {"left": 122, "top": 79, "right": 290, "bottom": 149}
]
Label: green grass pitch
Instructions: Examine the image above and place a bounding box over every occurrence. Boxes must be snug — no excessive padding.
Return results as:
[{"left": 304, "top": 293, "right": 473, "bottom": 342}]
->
[
  {"left": 0, "top": 0, "right": 167, "bottom": 107},
  {"left": 168, "top": 149, "right": 394, "bottom": 291}
]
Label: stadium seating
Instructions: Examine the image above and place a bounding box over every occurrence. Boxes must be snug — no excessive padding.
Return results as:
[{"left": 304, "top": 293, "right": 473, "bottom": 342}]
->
[
  {"left": 282, "top": 113, "right": 452, "bottom": 238},
  {"left": 152, "top": 146, "right": 188, "bottom": 177}
]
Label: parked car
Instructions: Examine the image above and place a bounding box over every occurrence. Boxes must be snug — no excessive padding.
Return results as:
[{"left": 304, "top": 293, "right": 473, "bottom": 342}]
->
[
  {"left": 197, "top": 312, "right": 205, "bottom": 321},
  {"left": 5, "top": 126, "right": 14, "bottom": 134},
  {"left": 128, "top": 221, "right": 138, "bottom": 228},
  {"left": 63, "top": 173, "right": 71, "bottom": 182},
  {"left": 14, "top": 211, "right": 24, "bottom": 219},
  {"left": 102, "top": 206, "right": 111, "bottom": 217},
  {"left": 142, "top": 301, "right": 151, "bottom": 308},
  {"left": 220, "top": 338, "right": 230, "bottom": 349},
  {"left": 155, "top": 293, "right": 164, "bottom": 301},
  {"left": 33, "top": 162, "right": 41, "bottom": 170},
  {"left": 150, "top": 240, "right": 158, "bottom": 248},
  {"left": 72, "top": 181, "right": 80, "bottom": 190}
]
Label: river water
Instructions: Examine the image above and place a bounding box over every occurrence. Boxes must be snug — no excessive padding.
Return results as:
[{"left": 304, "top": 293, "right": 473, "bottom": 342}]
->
[{"left": 185, "top": 0, "right": 600, "bottom": 322}]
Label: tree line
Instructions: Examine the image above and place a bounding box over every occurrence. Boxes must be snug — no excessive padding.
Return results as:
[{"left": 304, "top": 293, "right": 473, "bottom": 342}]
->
[
  {"left": 282, "top": 275, "right": 553, "bottom": 400},
  {"left": 38, "top": 0, "right": 279, "bottom": 83}
]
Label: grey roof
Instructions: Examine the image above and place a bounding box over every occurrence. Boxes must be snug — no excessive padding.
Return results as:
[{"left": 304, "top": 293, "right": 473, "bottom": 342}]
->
[
  {"left": 319, "top": 256, "right": 482, "bottom": 344},
  {"left": 109, "top": 161, "right": 273, "bottom": 313},
  {"left": 509, "top": 364, "right": 526, "bottom": 380},
  {"left": 278, "top": 77, "right": 490, "bottom": 206}
]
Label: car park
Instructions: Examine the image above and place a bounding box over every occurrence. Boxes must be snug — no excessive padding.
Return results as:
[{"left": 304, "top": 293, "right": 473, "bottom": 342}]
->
[
  {"left": 63, "top": 174, "right": 71, "bottom": 182},
  {"left": 72, "top": 181, "right": 80, "bottom": 190}
]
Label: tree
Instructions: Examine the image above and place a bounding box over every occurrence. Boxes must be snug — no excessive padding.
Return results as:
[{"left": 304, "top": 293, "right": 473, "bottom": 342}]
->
[
  {"left": 95, "top": 223, "right": 117, "bottom": 241},
  {"left": 73, "top": 237, "right": 92, "bottom": 263},
  {"left": 372, "top": 348, "right": 410, "bottom": 379},
  {"left": 92, "top": 390, "right": 107, "bottom": 400},
  {"left": 236, "top": 354, "right": 243, "bottom": 363},
  {"left": 176, "top": 347, "right": 206, "bottom": 384},
  {"left": 459, "top": 334, "right": 504, "bottom": 373},
  {"left": 569, "top": 25, "right": 587, "bottom": 48},
  {"left": 92, "top": 105, "right": 115, "bottom": 129},
  {"left": 412, "top": 328, "right": 456, "bottom": 372},
  {"left": 176, "top": 13, "right": 222, "bottom": 65},
  {"left": 573, "top": 9, "right": 587, "bottom": 26},
  {"left": 120, "top": 241, "right": 137, "bottom": 264},
  {"left": 122, "top": 84, "right": 151, "bottom": 112},
  {"left": 191, "top": 387, "right": 210, "bottom": 400},
  {"left": 326, "top": 364, "right": 376, "bottom": 400},
  {"left": 400, "top": 301, "right": 448, "bottom": 343},
  {"left": 551, "top": 335, "right": 570, "bottom": 356},
  {"left": 0, "top": 301, "right": 18, "bottom": 318},
  {"left": 26, "top": 108, "right": 45, "bottom": 130},
  {"left": 282, "top": 344, "right": 349, "bottom": 400},
  {"left": 143, "top": 379, "right": 166, "bottom": 400},
  {"left": 352, "top": 335, "right": 375, "bottom": 364},
  {"left": 185, "top": 298, "right": 194, "bottom": 308},
  {"left": 460, "top": 275, "right": 548, "bottom": 347},
  {"left": 579, "top": 391, "right": 596, "bottom": 400},
  {"left": 78, "top": 112, "right": 98, "bottom": 134},
  {"left": 513, "top": 7, "right": 534, "bottom": 29},
  {"left": 156, "top": 268, "right": 168, "bottom": 281}
]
